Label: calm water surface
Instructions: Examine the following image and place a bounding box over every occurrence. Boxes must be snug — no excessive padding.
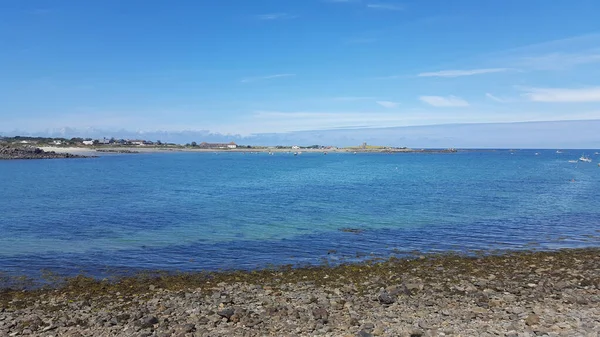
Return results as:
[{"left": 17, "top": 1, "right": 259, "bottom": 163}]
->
[{"left": 1, "top": 150, "right": 599, "bottom": 281}]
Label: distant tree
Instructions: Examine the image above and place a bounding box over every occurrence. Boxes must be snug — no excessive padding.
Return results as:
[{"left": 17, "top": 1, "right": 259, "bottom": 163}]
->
[
  {"left": 191, "top": 141, "right": 197, "bottom": 147},
  {"left": 156, "top": 140, "right": 162, "bottom": 145}
]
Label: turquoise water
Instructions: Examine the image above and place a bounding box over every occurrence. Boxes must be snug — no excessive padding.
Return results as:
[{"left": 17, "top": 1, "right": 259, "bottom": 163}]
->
[{"left": 1, "top": 150, "right": 599, "bottom": 282}]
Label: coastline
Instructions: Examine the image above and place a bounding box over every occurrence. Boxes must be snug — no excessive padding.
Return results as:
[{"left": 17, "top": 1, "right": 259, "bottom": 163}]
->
[
  {"left": 0, "top": 146, "right": 96, "bottom": 160},
  {"left": 1, "top": 248, "right": 598, "bottom": 336},
  {"left": 37, "top": 146, "right": 459, "bottom": 154}
]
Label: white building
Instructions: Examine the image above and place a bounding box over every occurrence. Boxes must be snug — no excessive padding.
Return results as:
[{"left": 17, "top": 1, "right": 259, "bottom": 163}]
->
[
  {"left": 82, "top": 140, "right": 94, "bottom": 146},
  {"left": 292, "top": 145, "right": 300, "bottom": 150}
]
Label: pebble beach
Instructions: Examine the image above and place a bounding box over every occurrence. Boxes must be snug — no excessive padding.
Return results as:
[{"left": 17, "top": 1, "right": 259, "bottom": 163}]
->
[{"left": 1, "top": 248, "right": 598, "bottom": 337}]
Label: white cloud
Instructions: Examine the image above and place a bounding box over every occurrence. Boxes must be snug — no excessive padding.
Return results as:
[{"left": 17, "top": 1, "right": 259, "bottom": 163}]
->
[
  {"left": 419, "top": 95, "right": 470, "bottom": 107},
  {"left": 366, "top": 3, "right": 403, "bottom": 10},
  {"left": 485, "top": 93, "right": 507, "bottom": 103},
  {"left": 240, "top": 74, "right": 295, "bottom": 83},
  {"left": 520, "top": 87, "right": 600, "bottom": 102},
  {"left": 256, "top": 13, "right": 296, "bottom": 20},
  {"left": 376, "top": 101, "right": 400, "bottom": 108},
  {"left": 418, "top": 68, "right": 509, "bottom": 78}
]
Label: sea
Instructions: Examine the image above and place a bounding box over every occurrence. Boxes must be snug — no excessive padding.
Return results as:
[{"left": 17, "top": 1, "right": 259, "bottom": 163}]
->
[{"left": 1, "top": 150, "right": 599, "bottom": 285}]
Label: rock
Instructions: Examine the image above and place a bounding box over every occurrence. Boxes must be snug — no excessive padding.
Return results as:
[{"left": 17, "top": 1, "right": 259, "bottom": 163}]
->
[
  {"left": 377, "top": 291, "right": 395, "bottom": 305},
  {"left": 362, "top": 322, "right": 375, "bottom": 331},
  {"left": 357, "top": 330, "right": 373, "bottom": 337},
  {"left": 525, "top": 314, "right": 540, "bottom": 326},
  {"left": 217, "top": 308, "right": 235, "bottom": 320},
  {"left": 138, "top": 316, "right": 158, "bottom": 329},
  {"left": 175, "top": 323, "right": 195, "bottom": 333},
  {"left": 312, "top": 307, "right": 329, "bottom": 324}
]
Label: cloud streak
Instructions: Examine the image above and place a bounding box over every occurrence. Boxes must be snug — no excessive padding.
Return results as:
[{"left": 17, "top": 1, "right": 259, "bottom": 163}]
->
[
  {"left": 518, "top": 52, "right": 600, "bottom": 70},
  {"left": 376, "top": 101, "right": 400, "bottom": 108},
  {"left": 240, "top": 74, "right": 296, "bottom": 83},
  {"left": 520, "top": 87, "right": 600, "bottom": 102},
  {"left": 419, "top": 95, "right": 470, "bottom": 107},
  {"left": 366, "top": 3, "right": 403, "bottom": 10},
  {"left": 256, "top": 13, "right": 296, "bottom": 20},
  {"left": 485, "top": 93, "right": 507, "bottom": 103},
  {"left": 418, "top": 68, "right": 509, "bottom": 78}
]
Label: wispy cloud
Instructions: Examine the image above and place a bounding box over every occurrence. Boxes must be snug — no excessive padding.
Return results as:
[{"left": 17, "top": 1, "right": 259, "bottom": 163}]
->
[
  {"left": 240, "top": 74, "right": 295, "bottom": 83},
  {"left": 366, "top": 3, "right": 403, "bottom": 10},
  {"left": 419, "top": 95, "right": 470, "bottom": 107},
  {"left": 256, "top": 13, "right": 297, "bottom": 20},
  {"left": 485, "top": 93, "right": 507, "bottom": 103},
  {"left": 376, "top": 101, "right": 400, "bottom": 108},
  {"left": 520, "top": 87, "right": 600, "bottom": 102},
  {"left": 518, "top": 52, "right": 600, "bottom": 70},
  {"left": 418, "top": 68, "right": 509, "bottom": 78}
]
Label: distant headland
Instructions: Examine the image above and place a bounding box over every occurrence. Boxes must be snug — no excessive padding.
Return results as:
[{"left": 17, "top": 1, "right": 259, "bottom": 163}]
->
[{"left": 0, "top": 136, "right": 459, "bottom": 158}]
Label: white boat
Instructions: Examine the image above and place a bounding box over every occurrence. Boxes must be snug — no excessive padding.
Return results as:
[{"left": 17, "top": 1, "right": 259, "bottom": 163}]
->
[
  {"left": 579, "top": 155, "right": 592, "bottom": 163},
  {"left": 595, "top": 152, "right": 599, "bottom": 155},
  {"left": 556, "top": 150, "right": 563, "bottom": 154},
  {"left": 535, "top": 152, "right": 540, "bottom": 156}
]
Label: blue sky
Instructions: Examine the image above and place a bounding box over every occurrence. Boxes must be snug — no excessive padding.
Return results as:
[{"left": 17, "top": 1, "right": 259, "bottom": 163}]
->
[{"left": 1, "top": 0, "right": 600, "bottom": 139}]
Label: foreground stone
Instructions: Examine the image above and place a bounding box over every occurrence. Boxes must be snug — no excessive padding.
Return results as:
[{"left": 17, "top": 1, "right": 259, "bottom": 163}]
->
[
  {"left": 0, "top": 145, "right": 95, "bottom": 160},
  {"left": 1, "top": 248, "right": 599, "bottom": 336}
]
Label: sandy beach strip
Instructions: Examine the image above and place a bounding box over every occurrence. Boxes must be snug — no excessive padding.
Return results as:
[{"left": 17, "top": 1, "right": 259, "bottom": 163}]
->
[{"left": 38, "top": 146, "right": 99, "bottom": 155}]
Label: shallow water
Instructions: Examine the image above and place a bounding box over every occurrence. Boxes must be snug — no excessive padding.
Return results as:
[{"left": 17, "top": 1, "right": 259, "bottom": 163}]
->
[{"left": 1, "top": 150, "right": 599, "bottom": 281}]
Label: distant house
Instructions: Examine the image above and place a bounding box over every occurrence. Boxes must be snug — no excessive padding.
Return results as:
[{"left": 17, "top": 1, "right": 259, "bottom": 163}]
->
[
  {"left": 52, "top": 140, "right": 62, "bottom": 145},
  {"left": 82, "top": 140, "right": 94, "bottom": 146},
  {"left": 130, "top": 140, "right": 145, "bottom": 146},
  {"left": 199, "top": 142, "right": 237, "bottom": 149},
  {"left": 291, "top": 145, "right": 300, "bottom": 150},
  {"left": 99, "top": 138, "right": 110, "bottom": 145}
]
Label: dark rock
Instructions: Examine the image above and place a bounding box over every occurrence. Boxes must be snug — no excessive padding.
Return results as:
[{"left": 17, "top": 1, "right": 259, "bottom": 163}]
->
[
  {"left": 139, "top": 316, "right": 159, "bottom": 329},
  {"left": 357, "top": 330, "right": 373, "bottom": 337},
  {"left": 377, "top": 290, "right": 395, "bottom": 305},
  {"left": 217, "top": 308, "right": 235, "bottom": 320},
  {"left": 175, "top": 323, "right": 195, "bottom": 333},
  {"left": 340, "top": 228, "right": 364, "bottom": 234},
  {"left": 312, "top": 307, "right": 329, "bottom": 324}
]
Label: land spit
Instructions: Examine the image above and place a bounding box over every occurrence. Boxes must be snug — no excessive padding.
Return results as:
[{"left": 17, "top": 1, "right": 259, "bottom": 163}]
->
[
  {"left": 0, "top": 146, "right": 96, "bottom": 160},
  {"left": 1, "top": 248, "right": 598, "bottom": 337}
]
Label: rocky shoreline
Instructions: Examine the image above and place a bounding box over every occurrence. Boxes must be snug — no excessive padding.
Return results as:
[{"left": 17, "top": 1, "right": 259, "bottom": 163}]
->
[
  {"left": 0, "top": 146, "right": 96, "bottom": 160},
  {"left": 1, "top": 248, "right": 598, "bottom": 336}
]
